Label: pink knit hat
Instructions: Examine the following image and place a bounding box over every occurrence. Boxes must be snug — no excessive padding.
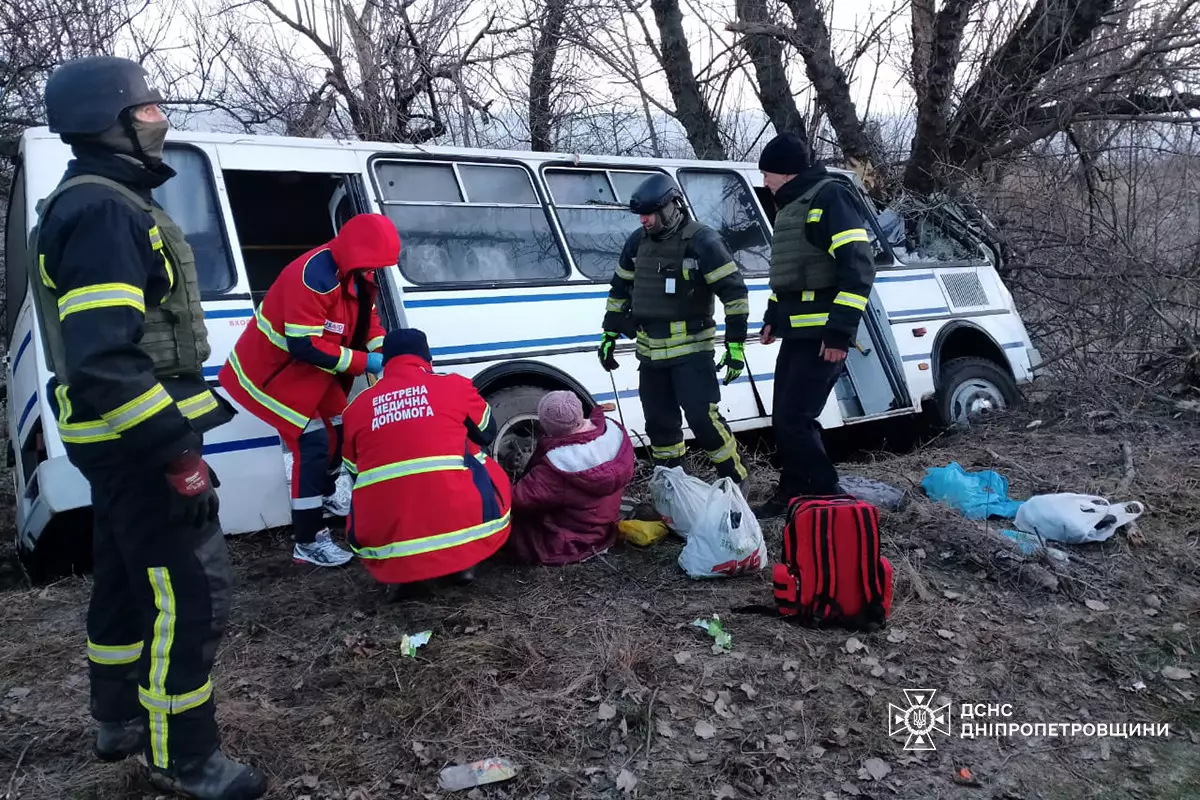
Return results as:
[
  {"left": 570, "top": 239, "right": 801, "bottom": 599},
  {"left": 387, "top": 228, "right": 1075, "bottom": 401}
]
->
[{"left": 537, "top": 391, "right": 594, "bottom": 437}]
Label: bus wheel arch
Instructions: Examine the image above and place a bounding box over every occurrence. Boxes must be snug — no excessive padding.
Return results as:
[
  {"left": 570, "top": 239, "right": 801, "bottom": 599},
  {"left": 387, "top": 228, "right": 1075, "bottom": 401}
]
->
[
  {"left": 472, "top": 361, "right": 597, "bottom": 478},
  {"left": 931, "top": 323, "right": 1020, "bottom": 428}
]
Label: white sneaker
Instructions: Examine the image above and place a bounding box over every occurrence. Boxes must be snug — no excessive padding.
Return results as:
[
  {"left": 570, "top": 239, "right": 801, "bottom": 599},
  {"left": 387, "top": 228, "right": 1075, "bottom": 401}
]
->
[
  {"left": 293, "top": 529, "right": 353, "bottom": 567},
  {"left": 323, "top": 472, "right": 352, "bottom": 518}
]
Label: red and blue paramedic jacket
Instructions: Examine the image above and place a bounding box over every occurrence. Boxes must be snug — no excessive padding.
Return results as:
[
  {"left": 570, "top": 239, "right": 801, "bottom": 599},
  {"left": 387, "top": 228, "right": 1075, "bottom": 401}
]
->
[
  {"left": 341, "top": 354, "right": 512, "bottom": 584},
  {"left": 218, "top": 214, "right": 396, "bottom": 435}
]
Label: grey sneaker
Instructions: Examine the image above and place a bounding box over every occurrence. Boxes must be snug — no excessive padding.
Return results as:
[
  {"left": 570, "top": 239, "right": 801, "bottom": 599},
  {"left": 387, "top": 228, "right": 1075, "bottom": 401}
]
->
[
  {"left": 323, "top": 472, "right": 352, "bottom": 518},
  {"left": 147, "top": 748, "right": 267, "bottom": 799},
  {"left": 94, "top": 717, "right": 145, "bottom": 762},
  {"left": 292, "top": 529, "right": 353, "bottom": 567}
]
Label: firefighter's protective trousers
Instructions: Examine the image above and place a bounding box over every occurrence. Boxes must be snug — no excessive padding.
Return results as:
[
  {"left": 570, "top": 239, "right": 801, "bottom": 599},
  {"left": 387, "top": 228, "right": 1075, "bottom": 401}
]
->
[
  {"left": 84, "top": 457, "right": 230, "bottom": 771},
  {"left": 639, "top": 353, "right": 748, "bottom": 482}
]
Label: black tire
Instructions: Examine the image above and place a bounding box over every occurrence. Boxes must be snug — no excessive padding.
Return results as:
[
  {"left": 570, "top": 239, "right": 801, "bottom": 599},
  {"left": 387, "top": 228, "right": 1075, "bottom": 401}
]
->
[
  {"left": 934, "top": 357, "right": 1020, "bottom": 428},
  {"left": 485, "top": 385, "right": 553, "bottom": 479}
]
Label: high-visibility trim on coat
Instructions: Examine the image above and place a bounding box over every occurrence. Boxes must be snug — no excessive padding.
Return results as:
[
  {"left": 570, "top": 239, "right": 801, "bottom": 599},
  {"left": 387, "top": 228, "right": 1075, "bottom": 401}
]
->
[
  {"left": 217, "top": 214, "right": 397, "bottom": 436},
  {"left": 341, "top": 353, "right": 510, "bottom": 584}
]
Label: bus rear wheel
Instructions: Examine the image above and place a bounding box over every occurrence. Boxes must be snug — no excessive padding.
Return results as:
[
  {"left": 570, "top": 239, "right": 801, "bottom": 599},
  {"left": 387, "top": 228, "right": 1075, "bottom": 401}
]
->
[{"left": 486, "top": 385, "right": 552, "bottom": 479}]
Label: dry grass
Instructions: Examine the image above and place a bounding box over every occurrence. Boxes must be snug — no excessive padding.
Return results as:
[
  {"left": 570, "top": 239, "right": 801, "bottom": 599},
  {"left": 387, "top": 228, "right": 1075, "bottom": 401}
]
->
[{"left": 3, "top": 394, "right": 1200, "bottom": 799}]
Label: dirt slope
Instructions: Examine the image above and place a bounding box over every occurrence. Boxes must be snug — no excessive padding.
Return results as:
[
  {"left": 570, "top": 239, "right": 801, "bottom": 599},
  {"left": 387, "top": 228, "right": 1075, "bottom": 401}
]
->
[{"left": 2, "top": 403, "right": 1199, "bottom": 800}]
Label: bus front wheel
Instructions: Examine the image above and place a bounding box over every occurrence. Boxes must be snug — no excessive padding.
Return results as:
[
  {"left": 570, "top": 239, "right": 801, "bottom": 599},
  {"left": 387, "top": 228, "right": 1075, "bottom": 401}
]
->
[
  {"left": 486, "top": 385, "right": 552, "bottom": 479},
  {"left": 934, "top": 357, "right": 1019, "bottom": 429}
]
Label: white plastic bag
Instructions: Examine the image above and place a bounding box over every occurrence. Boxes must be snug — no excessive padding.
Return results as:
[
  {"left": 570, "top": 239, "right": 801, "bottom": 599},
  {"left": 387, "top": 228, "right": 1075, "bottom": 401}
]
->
[
  {"left": 678, "top": 478, "right": 768, "bottom": 579},
  {"left": 648, "top": 466, "right": 713, "bottom": 538},
  {"left": 1014, "top": 493, "right": 1144, "bottom": 544}
]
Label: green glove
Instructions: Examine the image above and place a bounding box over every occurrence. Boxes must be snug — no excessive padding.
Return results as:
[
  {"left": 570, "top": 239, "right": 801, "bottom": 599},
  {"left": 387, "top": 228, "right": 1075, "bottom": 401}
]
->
[
  {"left": 718, "top": 341, "right": 745, "bottom": 385},
  {"left": 598, "top": 331, "right": 620, "bottom": 371}
]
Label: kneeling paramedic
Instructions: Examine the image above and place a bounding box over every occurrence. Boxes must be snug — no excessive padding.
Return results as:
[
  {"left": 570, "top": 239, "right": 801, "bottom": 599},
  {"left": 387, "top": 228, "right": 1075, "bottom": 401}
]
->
[
  {"left": 219, "top": 213, "right": 395, "bottom": 567},
  {"left": 340, "top": 328, "right": 512, "bottom": 589},
  {"left": 598, "top": 174, "right": 750, "bottom": 488},
  {"left": 754, "top": 131, "right": 876, "bottom": 518},
  {"left": 33, "top": 56, "right": 266, "bottom": 797}
]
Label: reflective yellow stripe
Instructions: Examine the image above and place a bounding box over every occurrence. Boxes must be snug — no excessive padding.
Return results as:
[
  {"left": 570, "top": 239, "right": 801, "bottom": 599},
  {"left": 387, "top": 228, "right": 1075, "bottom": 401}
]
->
[
  {"left": 477, "top": 404, "right": 492, "bottom": 431},
  {"left": 284, "top": 322, "right": 325, "bottom": 337},
  {"left": 146, "top": 567, "right": 175, "bottom": 769},
  {"left": 354, "top": 455, "right": 467, "bottom": 490},
  {"left": 724, "top": 298, "right": 750, "bottom": 316},
  {"left": 343, "top": 457, "right": 358, "bottom": 475},
  {"left": 57, "top": 282, "right": 145, "bottom": 320},
  {"left": 829, "top": 228, "right": 869, "bottom": 254},
  {"left": 100, "top": 384, "right": 173, "bottom": 433},
  {"left": 351, "top": 510, "right": 511, "bottom": 560},
  {"left": 635, "top": 327, "right": 716, "bottom": 360},
  {"left": 833, "top": 291, "right": 869, "bottom": 311},
  {"left": 87, "top": 639, "right": 143, "bottom": 665},
  {"left": 255, "top": 307, "right": 289, "bottom": 351},
  {"left": 150, "top": 226, "right": 174, "bottom": 293},
  {"left": 228, "top": 349, "right": 309, "bottom": 429},
  {"left": 39, "top": 255, "right": 56, "bottom": 290},
  {"left": 334, "top": 348, "right": 353, "bottom": 373},
  {"left": 807, "top": 208, "right": 823, "bottom": 223},
  {"left": 615, "top": 266, "right": 635, "bottom": 281},
  {"left": 789, "top": 313, "right": 829, "bottom": 328},
  {"left": 176, "top": 390, "right": 219, "bottom": 420},
  {"left": 606, "top": 297, "right": 629, "bottom": 313},
  {"left": 138, "top": 680, "right": 213, "bottom": 714},
  {"left": 669, "top": 321, "right": 687, "bottom": 337},
  {"left": 801, "top": 290, "right": 815, "bottom": 302},
  {"left": 704, "top": 261, "right": 738, "bottom": 284},
  {"left": 707, "top": 403, "right": 747, "bottom": 479},
  {"left": 651, "top": 442, "right": 686, "bottom": 460},
  {"left": 58, "top": 389, "right": 216, "bottom": 444},
  {"left": 367, "top": 336, "right": 384, "bottom": 351}
]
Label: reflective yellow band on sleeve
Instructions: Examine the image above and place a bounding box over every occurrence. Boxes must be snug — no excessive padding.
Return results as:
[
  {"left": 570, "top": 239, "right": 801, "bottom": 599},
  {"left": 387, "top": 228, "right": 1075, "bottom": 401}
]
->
[
  {"left": 100, "top": 384, "right": 173, "bottom": 433},
  {"left": 284, "top": 322, "right": 326, "bottom": 337},
  {"left": 789, "top": 313, "right": 829, "bottom": 328},
  {"left": 615, "top": 266, "right": 636, "bottom": 281},
  {"left": 833, "top": 291, "right": 869, "bottom": 311},
  {"left": 829, "top": 228, "right": 870, "bottom": 254},
  {"left": 807, "top": 209, "right": 823, "bottom": 223},
  {"left": 606, "top": 297, "right": 629, "bottom": 313},
  {"left": 768, "top": 293, "right": 777, "bottom": 303},
  {"left": 704, "top": 261, "right": 739, "bottom": 284},
  {"left": 367, "top": 336, "right": 384, "bottom": 352},
  {"left": 39, "top": 255, "right": 56, "bottom": 290},
  {"left": 477, "top": 404, "right": 492, "bottom": 431},
  {"left": 87, "top": 639, "right": 143, "bottom": 665},
  {"left": 57, "top": 282, "right": 145, "bottom": 320},
  {"left": 334, "top": 348, "right": 353, "bottom": 373},
  {"left": 724, "top": 298, "right": 750, "bottom": 316}
]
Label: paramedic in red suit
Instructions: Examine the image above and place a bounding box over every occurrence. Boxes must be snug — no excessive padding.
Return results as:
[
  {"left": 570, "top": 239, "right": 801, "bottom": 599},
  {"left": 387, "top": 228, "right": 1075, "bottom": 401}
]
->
[
  {"left": 340, "top": 328, "right": 512, "bottom": 588},
  {"left": 218, "top": 213, "right": 395, "bottom": 567}
]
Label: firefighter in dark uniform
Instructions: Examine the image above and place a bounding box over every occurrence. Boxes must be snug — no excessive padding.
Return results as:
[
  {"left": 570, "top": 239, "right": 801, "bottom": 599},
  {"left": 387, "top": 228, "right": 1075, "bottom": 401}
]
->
[
  {"left": 32, "top": 56, "right": 267, "bottom": 798},
  {"left": 598, "top": 174, "right": 750, "bottom": 487},
  {"left": 753, "top": 131, "right": 876, "bottom": 518}
]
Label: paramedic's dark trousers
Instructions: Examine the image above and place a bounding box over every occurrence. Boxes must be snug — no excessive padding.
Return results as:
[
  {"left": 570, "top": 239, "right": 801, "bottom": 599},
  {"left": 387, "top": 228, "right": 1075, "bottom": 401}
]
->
[
  {"left": 81, "top": 455, "right": 231, "bottom": 771},
  {"left": 638, "top": 352, "right": 747, "bottom": 482},
  {"left": 283, "top": 415, "right": 344, "bottom": 544},
  {"left": 773, "top": 337, "right": 843, "bottom": 496}
]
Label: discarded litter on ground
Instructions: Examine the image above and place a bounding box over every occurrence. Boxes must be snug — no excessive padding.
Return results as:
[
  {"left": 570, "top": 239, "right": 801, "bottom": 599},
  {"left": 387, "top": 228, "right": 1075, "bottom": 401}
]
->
[
  {"left": 692, "top": 614, "right": 732, "bottom": 652},
  {"left": 838, "top": 474, "right": 907, "bottom": 511},
  {"left": 617, "top": 519, "right": 670, "bottom": 547},
  {"left": 922, "top": 462, "right": 1024, "bottom": 520},
  {"left": 1014, "top": 493, "right": 1145, "bottom": 544},
  {"left": 398, "top": 631, "right": 432, "bottom": 658},
  {"left": 437, "top": 757, "right": 520, "bottom": 791}
]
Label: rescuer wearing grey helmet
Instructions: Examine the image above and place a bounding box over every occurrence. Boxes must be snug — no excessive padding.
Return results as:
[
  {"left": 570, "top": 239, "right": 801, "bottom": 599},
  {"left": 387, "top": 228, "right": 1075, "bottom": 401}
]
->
[
  {"left": 598, "top": 173, "right": 750, "bottom": 489},
  {"left": 31, "top": 55, "right": 265, "bottom": 798}
]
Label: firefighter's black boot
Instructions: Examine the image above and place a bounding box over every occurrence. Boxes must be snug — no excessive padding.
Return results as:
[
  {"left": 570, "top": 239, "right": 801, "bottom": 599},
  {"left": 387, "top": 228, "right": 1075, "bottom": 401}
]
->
[
  {"left": 94, "top": 717, "right": 145, "bottom": 762},
  {"left": 147, "top": 749, "right": 267, "bottom": 799}
]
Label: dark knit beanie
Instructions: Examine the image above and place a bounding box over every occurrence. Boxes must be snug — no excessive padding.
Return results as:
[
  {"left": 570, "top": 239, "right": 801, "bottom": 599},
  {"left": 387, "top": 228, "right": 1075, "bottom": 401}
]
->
[
  {"left": 758, "top": 132, "right": 810, "bottom": 175},
  {"left": 382, "top": 327, "right": 432, "bottom": 364}
]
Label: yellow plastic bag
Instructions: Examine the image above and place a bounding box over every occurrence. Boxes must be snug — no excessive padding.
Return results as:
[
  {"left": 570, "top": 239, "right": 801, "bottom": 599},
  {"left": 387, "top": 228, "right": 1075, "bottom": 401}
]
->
[{"left": 618, "top": 520, "right": 670, "bottom": 547}]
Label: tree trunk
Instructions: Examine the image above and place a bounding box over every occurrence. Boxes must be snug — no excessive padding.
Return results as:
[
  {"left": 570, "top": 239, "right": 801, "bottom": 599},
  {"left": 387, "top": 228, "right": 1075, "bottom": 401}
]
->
[
  {"left": 648, "top": 0, "right": 726, "bottom": 159},
  {"left": 734, "top": 0, "right": 805, "bottom": 137},
  {"left": 529, "top": 0, "right": 568, "bottom": 151}
]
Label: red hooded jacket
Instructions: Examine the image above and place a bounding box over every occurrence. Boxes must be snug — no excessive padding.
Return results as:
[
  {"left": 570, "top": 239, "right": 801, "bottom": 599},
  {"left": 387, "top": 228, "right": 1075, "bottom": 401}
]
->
[
  {"left": 218, "top": 214, "right": 397, "bottom": 434},
  {"left": 341, "top": 354, "right": 512, "bottom": 584},
  {"left": 508, "top": 408, "right": 636, "bottom": 566}
]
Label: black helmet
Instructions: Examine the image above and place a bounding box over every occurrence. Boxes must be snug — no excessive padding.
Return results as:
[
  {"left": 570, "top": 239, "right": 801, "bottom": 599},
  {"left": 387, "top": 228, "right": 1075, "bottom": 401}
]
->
[
  {"left": 629, "top": 173, "right": 684, "bottom": 215},
  {"left": 44, "top": 56, "right": 165, "bottom": 136}
]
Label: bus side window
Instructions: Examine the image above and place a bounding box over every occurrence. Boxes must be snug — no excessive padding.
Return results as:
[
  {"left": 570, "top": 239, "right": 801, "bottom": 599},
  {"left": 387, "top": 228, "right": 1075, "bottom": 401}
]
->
[
  {"left": 677, "top": 169, "right": 773, "bottom": 276},
  {"left": 372, "top": 159, "right": 569, "bottom": 286},
  {"left": 155, "top": 145, "right": 238, "bottom": 296},
  {"left": 544, "top": 167, "right": 660, "bottom": 280}
]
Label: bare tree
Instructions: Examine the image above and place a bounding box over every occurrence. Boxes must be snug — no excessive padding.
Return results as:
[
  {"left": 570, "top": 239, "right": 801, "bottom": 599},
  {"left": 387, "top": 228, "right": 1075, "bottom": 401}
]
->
[{"left": 528, "top": 0, "right": 570, "bottom": 151}]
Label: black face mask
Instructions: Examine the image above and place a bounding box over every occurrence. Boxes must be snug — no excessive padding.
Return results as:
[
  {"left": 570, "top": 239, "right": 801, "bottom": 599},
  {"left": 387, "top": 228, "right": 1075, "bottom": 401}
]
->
[{"left": 92, "top": 115, "right": 169, "bottom": 166}]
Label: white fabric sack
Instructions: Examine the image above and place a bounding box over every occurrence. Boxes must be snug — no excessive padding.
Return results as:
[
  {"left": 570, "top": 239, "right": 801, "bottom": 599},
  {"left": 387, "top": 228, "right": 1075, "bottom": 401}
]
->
[
  {"left": 678, "top": 478, "right": 768, "bottom": 579},
  {"left": 648, "top": 465, "right": 713, "bottom": 538},
  {"left": 1014, "top": 493, "right": 1144, "bottom": 544}
]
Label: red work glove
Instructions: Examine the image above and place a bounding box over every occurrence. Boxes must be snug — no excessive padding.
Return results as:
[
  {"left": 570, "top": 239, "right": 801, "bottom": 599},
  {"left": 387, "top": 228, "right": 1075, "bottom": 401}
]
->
[{"left": 165, "top": 451, "right": 220, "bottom": 529}]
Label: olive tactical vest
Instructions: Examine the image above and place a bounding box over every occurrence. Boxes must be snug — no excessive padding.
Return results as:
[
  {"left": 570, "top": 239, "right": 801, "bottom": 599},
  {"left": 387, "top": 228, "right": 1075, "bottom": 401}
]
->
[
  {"left": 28, "top": 174, "right": 211, "bottom": 383},
  {"left": 769, "top": 177, "right": 839, "bottom": 293},
  {"left": 630, "top": 220, "right": 714, "bottom": 322}
]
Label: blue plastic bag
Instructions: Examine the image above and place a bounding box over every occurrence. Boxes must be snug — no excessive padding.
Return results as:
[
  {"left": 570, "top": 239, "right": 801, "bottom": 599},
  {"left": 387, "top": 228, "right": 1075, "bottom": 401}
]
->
[{"left": 921, "top": 462, "right": 1024, "bottom": 520}]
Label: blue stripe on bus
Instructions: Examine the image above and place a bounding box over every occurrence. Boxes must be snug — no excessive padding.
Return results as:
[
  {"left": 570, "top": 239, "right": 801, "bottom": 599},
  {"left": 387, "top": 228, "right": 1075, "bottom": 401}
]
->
[
  {"left": 203, "top": 307, "right": 256, "bottom": 319},
  {"left": 11, "top": 330, "right": 33, "bottom": 376},
  {"left": 889, "top": 306, "right": 951, "bottom": 319},
  {"left": 17, "top": 393, "right": 37, "bottom": 434},
  {"left": 205, "top": 435, "right": 281, "bottom": 454},
  {"left": 875, "top": 273, "right": 936, "bottom": 283},
  {"left": 901, "top": 341, "right": 1025, "bottom": 363}
]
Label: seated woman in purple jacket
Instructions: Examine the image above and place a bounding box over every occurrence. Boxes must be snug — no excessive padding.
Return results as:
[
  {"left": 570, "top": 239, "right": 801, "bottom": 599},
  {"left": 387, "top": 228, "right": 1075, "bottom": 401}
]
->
[{"left": 508, "top": 391, "right": 636, "bottom": 566}]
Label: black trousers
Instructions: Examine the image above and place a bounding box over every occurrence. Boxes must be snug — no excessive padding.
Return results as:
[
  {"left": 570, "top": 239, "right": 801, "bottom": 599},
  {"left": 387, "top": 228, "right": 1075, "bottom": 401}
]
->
[
  {"left": 638, "top": 353, "right": 748, "bottom": 482},
  {"left": 772, "top": 337, "right": 845, "bottom": 496},
  {"left": 81, "top": 456, "right": 231, "bottom": 771}
]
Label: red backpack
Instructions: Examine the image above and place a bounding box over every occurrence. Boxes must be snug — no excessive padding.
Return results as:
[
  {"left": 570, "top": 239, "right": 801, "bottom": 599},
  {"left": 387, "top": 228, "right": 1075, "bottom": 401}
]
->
[{"left": 740, "top": 495, "right": 893, "bottom": 631}]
